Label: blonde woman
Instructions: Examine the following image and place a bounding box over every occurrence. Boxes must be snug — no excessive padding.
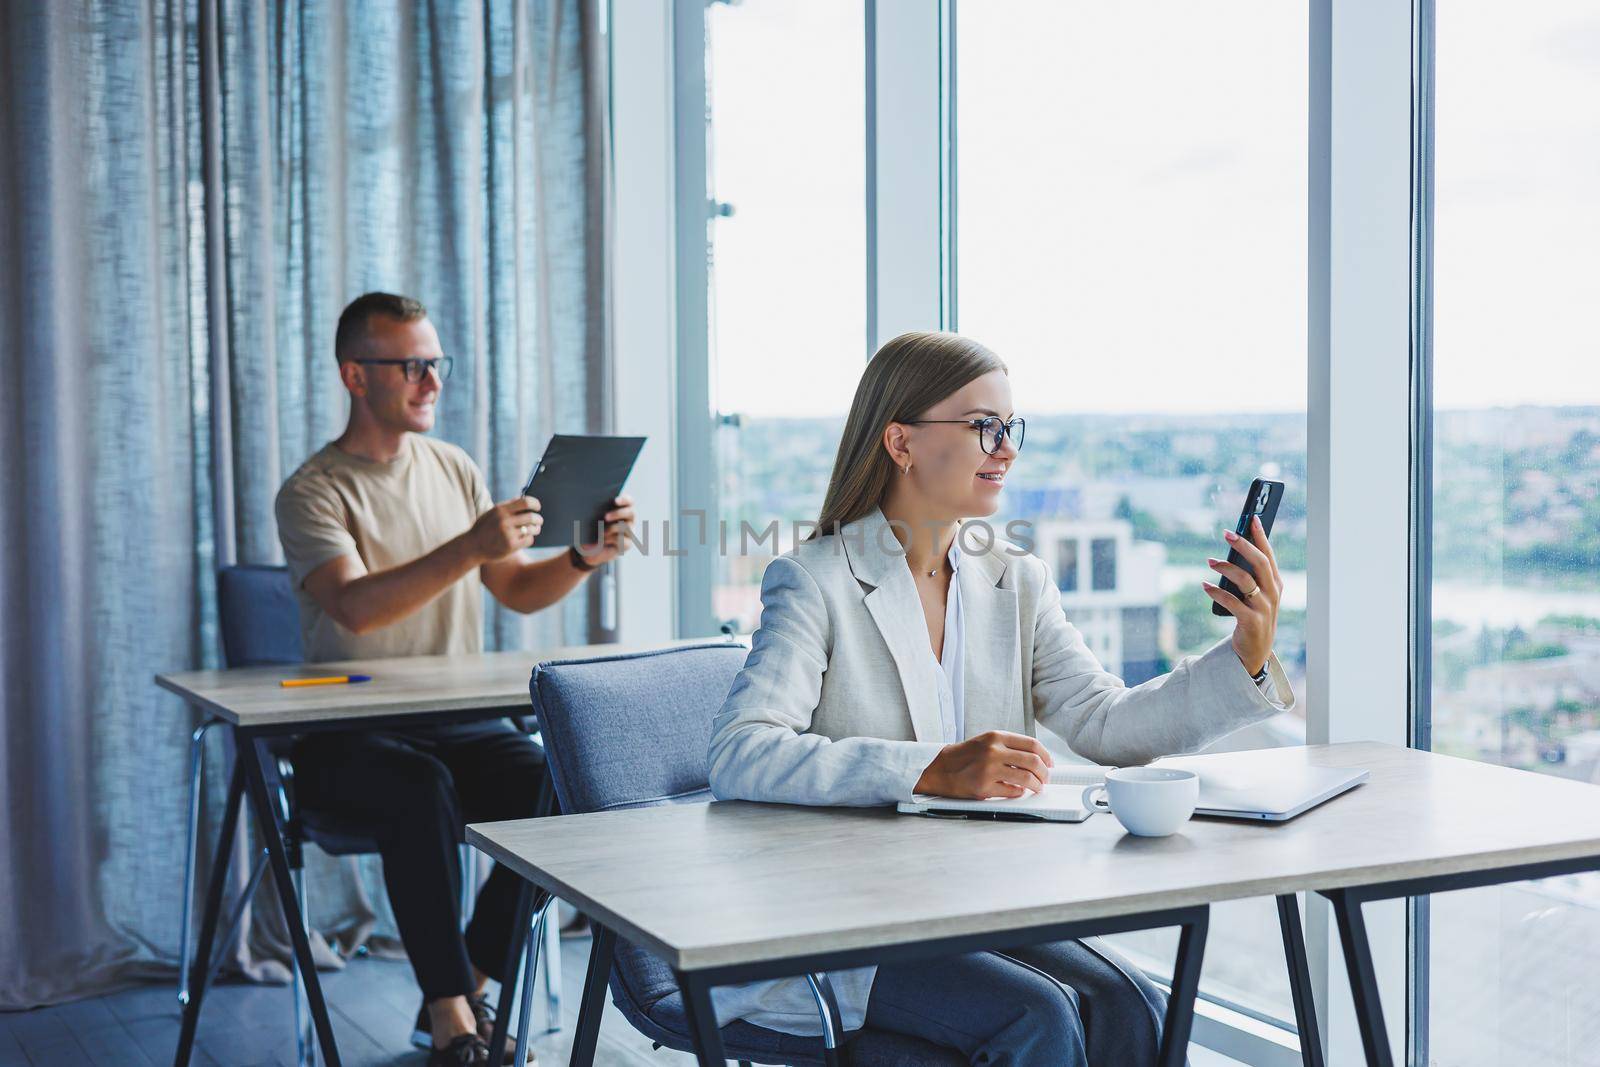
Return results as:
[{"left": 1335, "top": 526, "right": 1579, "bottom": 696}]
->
[{"left": 707, "top": 332, "right": 1294, "bottom": 1065}]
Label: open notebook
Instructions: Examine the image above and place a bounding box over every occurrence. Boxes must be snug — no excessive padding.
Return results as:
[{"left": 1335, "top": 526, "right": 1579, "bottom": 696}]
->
[{"left": 896, "top": 764, "right": 1112, "bottom": 823}]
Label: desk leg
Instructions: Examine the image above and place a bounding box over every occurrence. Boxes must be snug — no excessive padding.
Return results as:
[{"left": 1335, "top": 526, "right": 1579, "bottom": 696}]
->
[
  {"left": 178, "top": 717, "right": 220, "bottom": 1006},
  {"left": 1157, "top": 905, "right": 1209, "bottom": 1067},
  {"left": 173, "top": 758, "right": 243, "bottom": 1067},
  {"left": 1277, "top": 893, "right": 1326, "bottom": 1067},
  {"left": 240, "top": 736, "right": 342, "bottom": 1067},
  {"left": 569, "top": 923, "right": 615, "bottom": 1066},
  {"left": 676, "top": 969, "right": 727, "bottom": 1067},
  {"left": 488, "top": 881, "right": 536, "bottom": 1065},
  {"left": 1323, "top": 889, "right": 1394, "bottom": 1067}
]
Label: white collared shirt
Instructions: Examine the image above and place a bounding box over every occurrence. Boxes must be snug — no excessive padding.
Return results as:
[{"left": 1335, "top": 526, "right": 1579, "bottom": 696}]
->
[{"left": 930, "top": 538, "right": 965, "bottom": 743}]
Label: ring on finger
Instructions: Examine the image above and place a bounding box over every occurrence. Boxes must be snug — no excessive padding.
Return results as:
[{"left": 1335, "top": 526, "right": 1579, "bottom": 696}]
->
[
  {"left": 519, "top": 524, "right": 532, "bottom": 536},
  {"left": 1243, "top": 583, "right": 1261, "bottom": 600}
]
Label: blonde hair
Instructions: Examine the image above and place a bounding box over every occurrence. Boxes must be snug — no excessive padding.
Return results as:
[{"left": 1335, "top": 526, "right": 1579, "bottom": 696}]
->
[{"left": 812, "top": 331, "right": 1007, "bottom": 537}]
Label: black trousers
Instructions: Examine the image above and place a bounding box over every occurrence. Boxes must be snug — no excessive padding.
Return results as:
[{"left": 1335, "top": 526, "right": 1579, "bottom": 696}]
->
[{"left": 291, "top": 720, "right": 547, "bottom": 1000}]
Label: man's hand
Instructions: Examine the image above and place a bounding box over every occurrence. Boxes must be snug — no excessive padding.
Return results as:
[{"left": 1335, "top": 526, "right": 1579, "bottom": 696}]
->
[
  {"left": 469, "top": 496, "right": 543, "bottom": 563},
  {"left": 914, "top": 730, "right": 1056, "bottom": 799},
  {"left": 1202, "top": 514, "right": 1283, "bottom": 676},
  {"left": 572, "top": 495, "right": 637, "bottom": 568}
]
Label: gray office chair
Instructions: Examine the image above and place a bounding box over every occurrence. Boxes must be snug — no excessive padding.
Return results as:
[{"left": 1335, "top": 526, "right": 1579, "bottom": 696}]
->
[
  {"left": 526, "top": 643, "right": 966, "bottom": 1067},
  {"left": 179, "top": 565, "right": 558, "bottom": 1065}
]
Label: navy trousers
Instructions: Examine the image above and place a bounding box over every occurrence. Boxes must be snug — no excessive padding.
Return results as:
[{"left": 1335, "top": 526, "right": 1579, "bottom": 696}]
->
[{"left": 863, "top": 937, "right": 1177, "bottom": 1066}]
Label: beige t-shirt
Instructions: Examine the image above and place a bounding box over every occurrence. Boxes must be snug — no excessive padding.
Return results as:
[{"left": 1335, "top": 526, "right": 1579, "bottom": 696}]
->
[{"left": 274, "top": 435, "right": 494, "bottom": 663}]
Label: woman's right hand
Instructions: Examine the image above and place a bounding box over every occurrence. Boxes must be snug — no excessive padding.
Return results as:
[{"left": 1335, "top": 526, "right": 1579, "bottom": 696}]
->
[{"left": 914, "top": 730, "right": 1056, "bottom": 799}]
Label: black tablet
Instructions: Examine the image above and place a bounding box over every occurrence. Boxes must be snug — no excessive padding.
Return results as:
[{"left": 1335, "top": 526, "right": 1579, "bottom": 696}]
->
[{"left": 520, "top": 434, "right": 646, "bottom": 548}]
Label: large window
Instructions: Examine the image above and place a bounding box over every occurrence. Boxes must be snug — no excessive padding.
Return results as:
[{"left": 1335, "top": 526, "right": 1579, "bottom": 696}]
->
[
  {"left": 706, "top": 0, "right": 865, "bottom": 632},
  {"left": 1426, "top": 3, "right": 1600, "bottom": 1063},
  {"left": 956, "top": 0, "right": 1309, "bottom": 1026},
  {"left": 628, "top": 0, "right": 1600, "bottom": 1059}
]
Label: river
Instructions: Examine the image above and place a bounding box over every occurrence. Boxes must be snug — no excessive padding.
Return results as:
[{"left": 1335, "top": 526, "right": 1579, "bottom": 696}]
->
[{"left": 1162, "top": 568, "right": 1600, "bottom": 628}]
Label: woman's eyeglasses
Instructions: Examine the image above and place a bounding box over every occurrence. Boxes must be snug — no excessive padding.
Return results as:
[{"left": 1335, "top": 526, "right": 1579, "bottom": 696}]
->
[
  {"left": 353, "top": 356, "right": 454, "bottom": 383},
  {"left": 903, "top": 416, "right": 1026, "bottom": 455}
]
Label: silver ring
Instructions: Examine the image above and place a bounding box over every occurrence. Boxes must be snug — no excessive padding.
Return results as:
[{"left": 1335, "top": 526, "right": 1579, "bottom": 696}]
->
[{"left": 519, "top": 524, "right": 532, "bottom": 536}]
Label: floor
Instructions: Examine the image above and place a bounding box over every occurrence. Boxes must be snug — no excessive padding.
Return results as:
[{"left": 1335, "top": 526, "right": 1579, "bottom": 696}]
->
[
  {"left": 0, "top": 932, "right": 672, "bottom": 1067},
  {"left": 0, "top": 932, "right": 1244, "bottom": 1066}
]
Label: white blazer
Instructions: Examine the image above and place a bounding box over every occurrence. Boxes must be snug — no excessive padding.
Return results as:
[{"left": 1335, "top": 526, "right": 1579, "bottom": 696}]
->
[{"left": 704, "top": 507, "right": 1295, "bottom": 1034}]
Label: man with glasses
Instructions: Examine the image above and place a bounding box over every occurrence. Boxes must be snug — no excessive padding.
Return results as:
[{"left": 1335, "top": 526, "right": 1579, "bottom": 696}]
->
[{"left": 274, "top": 292, "right": 633, "bottom": 1066}]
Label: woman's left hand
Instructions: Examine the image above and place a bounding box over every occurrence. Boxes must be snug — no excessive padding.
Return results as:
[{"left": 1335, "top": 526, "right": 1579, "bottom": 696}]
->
[
  {"left": 1202, "top": 515, "right": 1282, "bottom": 676},
  {"left": 576, "top": 495, "right": 637, "bottom": 567}
]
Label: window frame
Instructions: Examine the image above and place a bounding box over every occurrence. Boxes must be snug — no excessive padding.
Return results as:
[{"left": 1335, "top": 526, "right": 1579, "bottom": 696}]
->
[
  {"left": 1407, "top": 1, "right": 1436, "bottom": 1062},
  {"left": 1306, "top": 1, "right": 1417, "bottom": 1062}
]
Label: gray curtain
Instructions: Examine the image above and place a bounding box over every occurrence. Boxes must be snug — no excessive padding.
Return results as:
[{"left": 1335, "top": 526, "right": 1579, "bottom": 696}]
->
[{"left": 0, "top": 0, "right": 607, "bottom": 1008}]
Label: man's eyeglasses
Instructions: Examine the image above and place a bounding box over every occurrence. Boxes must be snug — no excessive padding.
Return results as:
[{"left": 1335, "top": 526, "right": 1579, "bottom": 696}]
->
[
  {"left": 902, "top": 416, "right": 1026, "bottom": 455},
  {"left": 353, "top": 356, "right": 454, "bottom": 383}
]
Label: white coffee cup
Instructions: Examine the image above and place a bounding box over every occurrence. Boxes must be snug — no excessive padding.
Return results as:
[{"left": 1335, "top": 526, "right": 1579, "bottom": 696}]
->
[{"left": 1081, "top": 767, "right": 1200, "bottom": 837}]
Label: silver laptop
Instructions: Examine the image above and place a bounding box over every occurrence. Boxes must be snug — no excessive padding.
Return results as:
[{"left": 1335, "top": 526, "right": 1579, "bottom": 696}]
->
[{"left": 1153, "top": 746, "right": 1368, "bottom": 822}]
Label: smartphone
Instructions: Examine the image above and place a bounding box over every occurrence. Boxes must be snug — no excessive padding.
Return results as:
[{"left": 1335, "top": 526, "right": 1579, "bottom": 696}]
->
[{"left": 1212, "top": 478, "right": 1285, "bottom": 617}]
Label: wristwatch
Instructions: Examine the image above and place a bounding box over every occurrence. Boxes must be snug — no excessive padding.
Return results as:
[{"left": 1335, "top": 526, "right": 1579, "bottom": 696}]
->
[
  {"left": 568, "top": 545, "right": 599, "bottom": 572},
  {"left": 1251, "top": 663, "right": 1271, "bottom": 686}
]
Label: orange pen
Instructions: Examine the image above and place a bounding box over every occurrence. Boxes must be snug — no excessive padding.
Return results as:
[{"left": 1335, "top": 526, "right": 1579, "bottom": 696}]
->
[{"left": 279, "top": 674, "right": 373, "bottom": 688}]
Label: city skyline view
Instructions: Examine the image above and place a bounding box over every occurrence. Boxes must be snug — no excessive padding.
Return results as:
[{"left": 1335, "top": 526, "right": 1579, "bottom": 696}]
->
[{"left": 704, "top": 0, "right": 1598, "bottom": 1057}]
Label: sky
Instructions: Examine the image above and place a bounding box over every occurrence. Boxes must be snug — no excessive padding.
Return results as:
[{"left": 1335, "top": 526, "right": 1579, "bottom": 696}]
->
[{"left": 706, "top": 1, "right": 1599, "bottom": 419}]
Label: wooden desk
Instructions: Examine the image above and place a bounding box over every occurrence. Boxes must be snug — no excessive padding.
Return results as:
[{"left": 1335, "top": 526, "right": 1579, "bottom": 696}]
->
[
  {"left": 157, "top": 639, "right": 723, "bottom": 729},
  {"left": 156, "top": 637, "right": 730, "bottom": 1067},
  {"left": 469, "top": 742, "right": 1600, "bottom": 1067}
]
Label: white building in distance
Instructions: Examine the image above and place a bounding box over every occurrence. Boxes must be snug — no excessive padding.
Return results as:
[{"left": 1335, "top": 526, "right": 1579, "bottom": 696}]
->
[{"left": 1029, "top": 517, "right": 1167, "bottom": 684}]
